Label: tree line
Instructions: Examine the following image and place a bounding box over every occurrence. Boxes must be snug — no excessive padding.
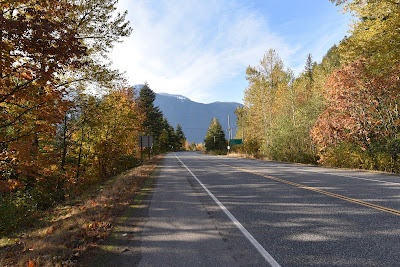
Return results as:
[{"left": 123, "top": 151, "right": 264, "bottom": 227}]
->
[
  {"left": 0, "top": 0, "right": 185, "bottom": 234},
  {"left": 235, "top": 0, "right": 400, "bottom": 173}
]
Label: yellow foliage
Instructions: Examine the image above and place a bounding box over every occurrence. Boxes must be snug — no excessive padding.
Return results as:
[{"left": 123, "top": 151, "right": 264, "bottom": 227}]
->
[{"left": 334, "top": 0, "right": 400, "bottom": 73}]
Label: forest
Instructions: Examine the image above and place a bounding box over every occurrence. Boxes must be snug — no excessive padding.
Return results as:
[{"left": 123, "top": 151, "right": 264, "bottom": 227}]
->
[
  {"left": 235, "top": 0, "right": 400, "bottom": 173},
  {"left": 0, "top": 0, "right": 185, "bottom": 234}
]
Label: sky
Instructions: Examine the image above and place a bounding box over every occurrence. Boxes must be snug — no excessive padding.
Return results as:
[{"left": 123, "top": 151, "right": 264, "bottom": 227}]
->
[{"left": 110, "top": 0, "right": 352, "bottom": 104}]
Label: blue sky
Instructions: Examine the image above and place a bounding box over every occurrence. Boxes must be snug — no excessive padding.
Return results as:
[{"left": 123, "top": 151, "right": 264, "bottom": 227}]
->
[{"left": 110, "top": 0, "right": 352, "bottom": 104}]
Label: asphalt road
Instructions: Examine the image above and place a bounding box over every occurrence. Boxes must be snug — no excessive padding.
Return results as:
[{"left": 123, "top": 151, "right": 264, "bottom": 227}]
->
[{"left": 104, "top": 151, "right": 400, "bottom": 266}]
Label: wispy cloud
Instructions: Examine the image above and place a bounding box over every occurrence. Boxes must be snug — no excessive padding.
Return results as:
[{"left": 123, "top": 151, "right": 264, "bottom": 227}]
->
[
  {"left": 111, "top": 0, "right": 350, "bottom": 103},
  {"left": 111, "top": 0, "right": 295, "bottom": 103}
]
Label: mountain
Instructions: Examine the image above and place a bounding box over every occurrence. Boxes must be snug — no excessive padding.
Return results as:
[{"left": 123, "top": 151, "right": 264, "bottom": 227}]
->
[{"left": 154, "top": 92, "right": 242, "bottom": 144}]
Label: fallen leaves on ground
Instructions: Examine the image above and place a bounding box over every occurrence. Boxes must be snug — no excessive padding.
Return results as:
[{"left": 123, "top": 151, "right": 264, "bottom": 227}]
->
[{"left": 0, "top": 155, "right": 163, "bottom": 266}]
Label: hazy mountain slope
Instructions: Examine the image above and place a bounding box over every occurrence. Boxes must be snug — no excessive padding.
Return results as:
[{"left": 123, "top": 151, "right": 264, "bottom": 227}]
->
[{"left": 154, "top": 93, "right": 241, "bottom": 143}]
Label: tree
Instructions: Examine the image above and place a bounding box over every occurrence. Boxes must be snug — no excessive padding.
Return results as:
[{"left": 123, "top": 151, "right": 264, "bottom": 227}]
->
[
  {"left": 0, "top": 0, "right": 132, "bottom": 185},
  {"left": 62, "top": 0, "right": 132, "bottom": 91},
  {"left": 138, "top": 83, "right": 163, "bottom": 138},
  {"left": 0, "top": 0, "right": 137, "bottom": 233},
  {"left": 204, "top": 118, "right": 226, "bottom": 152},
  {"left": 0, "top": 0, "right": 86, "bottom": 189},
  {"left": 175, "top": 123, "right": 186, "bottom": 150},
  {"left": 158, "top": 129, "right": 170, "bottom": 153},
  {"left": 240, "top": 48, "right": 337, "bottom": 163},
  {"left": 330, "top": 0, "right": 400, "bottom": 74},
  {"left": 188, "top": 142, "right": 197, "bottom": 151},
  {"left": 304, "top": 53, "right": 315, "bottom": 99},
  {"left": 304, "top": 53, "right": 314, "bottom": 81},
  {"left": 243, "top": 49, "right": 287, "bottom": 154},
  {"left": 248, "top": 49, "right": 285, "bottom": 147},
  {"left": 312, "top": 59, "right": 400, "bottom": 171},
  {"left": 66, "top": 86, "right": 144, "bottom": 181}
]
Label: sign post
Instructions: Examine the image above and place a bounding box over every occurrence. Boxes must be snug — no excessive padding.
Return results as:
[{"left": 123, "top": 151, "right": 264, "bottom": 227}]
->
[{"left": 139, "top": 135, "right": 153, "bottom": 164}]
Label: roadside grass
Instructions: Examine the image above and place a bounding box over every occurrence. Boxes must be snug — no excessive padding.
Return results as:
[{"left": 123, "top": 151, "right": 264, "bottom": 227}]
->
[
  {"left": 224, "top": 152, "right": 265, "bottom": 160},
  {"left": 225, "top": 152, "right": 400, "bottom": 176},
  {"left": 0, "top": 155, "right": 164, "bottom": 267}
]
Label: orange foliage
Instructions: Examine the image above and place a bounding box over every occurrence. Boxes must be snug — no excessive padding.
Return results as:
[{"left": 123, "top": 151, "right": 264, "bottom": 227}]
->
[
  {"left": 0, "top": 179, "right": 24, "bottom": 192},
  {"left": 0, "top": 1, "right": 86, "bottom": 185},
  {"left": 312, "top": 59, "right": 400, "bottom": 155}
]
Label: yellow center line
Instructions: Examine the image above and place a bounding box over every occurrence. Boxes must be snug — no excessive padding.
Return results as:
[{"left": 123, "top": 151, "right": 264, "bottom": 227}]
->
[{"left": 203, "top": 158, "right": 400, "bottom": 217}]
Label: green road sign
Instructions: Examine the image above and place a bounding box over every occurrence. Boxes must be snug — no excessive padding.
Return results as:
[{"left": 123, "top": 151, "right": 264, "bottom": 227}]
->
[{"left": 229, "top": 139, "right": 243, "bottom": 145}]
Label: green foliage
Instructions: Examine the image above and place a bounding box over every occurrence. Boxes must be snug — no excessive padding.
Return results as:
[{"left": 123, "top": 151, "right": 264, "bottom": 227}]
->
[
  {"left": 244, "top": 138, "right": 261, "bottom": 155},
  {"left": 241, "top": 50, "right": 326, "bottom": 164},
  {"left": 204, "top": 118, "right": 227, "bottom": 152},
  {"left": 137, "top": 84, "right": 187, "bottom": 153},
  {"left": 331, "top": 0, "right": 400, "bottom": 74},
  {"left": 158, "top": 129, "right": 170, "bottom": 153},
  {"left": 0, "top": 191, "right": 38, "bottom": 235},
  {"left": 0, "top": 0, "right": 137, "bottom": 234},
  {"left": 188, "top": 142, "right": 197, "bottom": 151},
  {"left": 138, "top": 83, "right": 164, "bottom": 137},
  {"left": 175, "top": 123, "right": 187, "bottom": 150}
]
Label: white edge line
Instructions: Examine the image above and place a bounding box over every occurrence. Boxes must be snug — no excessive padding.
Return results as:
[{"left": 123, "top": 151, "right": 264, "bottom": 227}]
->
[{"left": 174, "top": 153, "right": 281, "bottom": 267}]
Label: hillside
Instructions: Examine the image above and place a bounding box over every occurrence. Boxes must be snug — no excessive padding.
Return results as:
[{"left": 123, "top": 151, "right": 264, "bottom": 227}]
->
[{"left": 154, "top": 93, "right": 242, "bottom": 143}]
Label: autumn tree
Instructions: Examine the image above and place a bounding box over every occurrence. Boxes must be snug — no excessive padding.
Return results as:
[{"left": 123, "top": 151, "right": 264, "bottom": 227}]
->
[
  {"left": 0, "top": 1, "right": 86, "bottom": 190},
  {"left": 0, "top": 0, "right": 133, "bottom": 232},
  {"left": 56, "top": 0, "right": 133, "bottom": 174},
  {"left": 312, "top": 59, "right": 400, "bottom": 172},
  {"left": 0, "top": 0, "right": 132, "bottom": 183},
  {"left": 65, "top": 86, "right": 144, "bottom": 182},
  {"left": 243, "top": 49, "right": 285, "bottom": 152},
  {"left": 239, "top": 47, "right": 343, "bottom": 163},
  {"left": 330, "top": 0, "right": 400, "bottom": 74}
]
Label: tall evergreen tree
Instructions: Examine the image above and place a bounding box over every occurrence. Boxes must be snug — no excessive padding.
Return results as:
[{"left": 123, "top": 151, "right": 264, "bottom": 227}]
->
[
  {"left": 138, "top": 83, "right": 163, "bottom": 138},
  {"left": 175, "top": 123, "right": 186, "bottom": 150},
  {"left": 305, "top": 53, "right": 314, "bottom": 82},
  {"left": 204, "top": 118, "right": 226, "bottom": 152}
]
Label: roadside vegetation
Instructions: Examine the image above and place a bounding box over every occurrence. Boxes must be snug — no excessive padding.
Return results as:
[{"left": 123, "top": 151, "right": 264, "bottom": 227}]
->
[
  {"left": 1, "top": 0, "right": 399, "bottom": 264},
  {"left": 204, "top": 118, "right": 228, "bottom": 155},
  {"left": 234, "top": 0, "right": 400, "bottom": 173},
  {"left": 0, "top": 0, "right": 186, "bottom": 250},
  {"left": 0, "top": 155, "right": 163, "bottom": 266}
]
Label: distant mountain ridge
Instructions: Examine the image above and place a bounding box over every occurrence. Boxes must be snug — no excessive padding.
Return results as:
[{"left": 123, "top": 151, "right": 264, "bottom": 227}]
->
[{"left": 153, "top": 92, "right": 242, "bottom": 144}]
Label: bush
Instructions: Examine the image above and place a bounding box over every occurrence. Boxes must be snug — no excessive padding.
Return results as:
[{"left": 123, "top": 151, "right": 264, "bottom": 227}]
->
[
  {"left": 207, "top": 149, "right": 227, "bottom": 155},
  {"left": 319, "top": 140, "right": 400, "bottom": 173},
  {"left": 0, "top": 191, "right": 38, "bottom": 235}
]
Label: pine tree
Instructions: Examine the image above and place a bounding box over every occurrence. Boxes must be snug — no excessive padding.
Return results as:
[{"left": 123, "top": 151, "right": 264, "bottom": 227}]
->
[
  {"left": 175, "top": 123, "right": 186, "bottom": 150},
  {"left": 138, "top": 83, "right": 163, "bottom": 138},
  {"left": 204, "top": 118, "right": 226, "bottom": 152}
]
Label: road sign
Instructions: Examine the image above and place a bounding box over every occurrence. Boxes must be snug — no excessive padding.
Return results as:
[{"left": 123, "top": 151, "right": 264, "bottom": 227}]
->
[
  {"left": 139, "top": 135, "right": 153, "bottom": 148},
  {"left": 229, "top": 139, "right": 243, "bottom": 145}
]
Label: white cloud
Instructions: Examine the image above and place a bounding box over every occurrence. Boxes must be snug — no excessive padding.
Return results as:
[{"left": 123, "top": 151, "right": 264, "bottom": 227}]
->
[{"left": 110, "top": 0, "right": 294, "bottom": 103}]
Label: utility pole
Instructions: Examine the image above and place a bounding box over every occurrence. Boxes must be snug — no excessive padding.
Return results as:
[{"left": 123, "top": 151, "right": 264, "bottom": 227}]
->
[
  {"left": 214, "top": 135, "right": 215, "bottom": 149},
  {"left": 228, "top": 115, "right": 231, "bottom": 153}
]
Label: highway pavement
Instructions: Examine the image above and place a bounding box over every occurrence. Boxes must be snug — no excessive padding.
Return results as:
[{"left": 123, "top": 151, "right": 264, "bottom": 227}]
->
[{"left": 105, "top": 151, "right": 400, "bottom": 266}]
